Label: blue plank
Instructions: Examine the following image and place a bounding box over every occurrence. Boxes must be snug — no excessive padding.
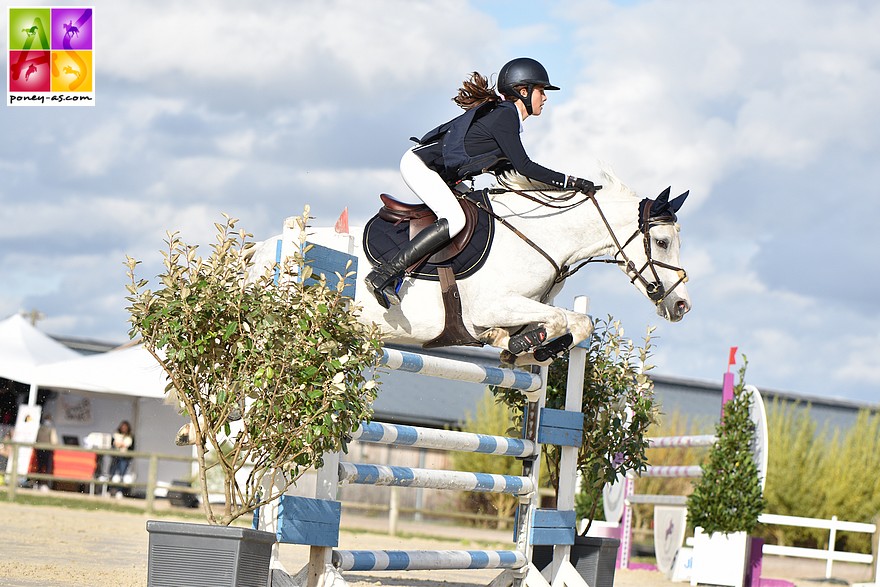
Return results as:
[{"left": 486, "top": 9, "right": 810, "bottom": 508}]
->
[
  {"left": 532, "top": 509, "right": 577, "bottom": 529},
  {"left": 278, "top": 519, "right": 339, "bottom": 547},
  {"left": 252, "top": 496, "right": 342, "bottom": 546},
  {"left": 539, "top": 408, "right": 585, "bottom": 431},
  {"left": 531, "top": 527, "right": 576, "bottom": 546},
  {"left": 537, "top": 425, "right": 583, "bottom": 447},
  {"left": 303, "top": 242, "right": 358, "bottom": 297},
  {"left": 279, "top": 495, "right": 341, "bottom": 523}
]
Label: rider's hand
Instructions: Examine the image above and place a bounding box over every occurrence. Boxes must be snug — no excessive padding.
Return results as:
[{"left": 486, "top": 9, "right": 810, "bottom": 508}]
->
[{"left": 567, "top": 176, "right": 600, "bottom": 194}]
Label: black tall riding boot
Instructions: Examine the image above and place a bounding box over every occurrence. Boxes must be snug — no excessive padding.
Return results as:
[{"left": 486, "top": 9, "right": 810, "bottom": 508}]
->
[{"left": 365, "top": 219, "right": 451, "bottom": 308}]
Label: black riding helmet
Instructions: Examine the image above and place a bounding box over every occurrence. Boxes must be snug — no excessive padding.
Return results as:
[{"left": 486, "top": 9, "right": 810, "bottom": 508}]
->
[{"left": 497, "top": 57, "right": 559, "bottom": 115}]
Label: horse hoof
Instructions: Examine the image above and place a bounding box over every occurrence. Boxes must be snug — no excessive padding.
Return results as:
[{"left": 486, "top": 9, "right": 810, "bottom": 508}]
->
[
  {"left": 175, "top": 423, "right": 196, "bottom": 446},
  {"left": 499, "top": 350, "right": 516, "bottom": 365}
]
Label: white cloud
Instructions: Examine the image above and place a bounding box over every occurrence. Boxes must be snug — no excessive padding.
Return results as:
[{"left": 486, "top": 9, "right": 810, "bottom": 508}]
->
[
  {"left": 60, "top": 96, "right": 186, "bottom": 177},
  {"left": 833, "top": 334, "right": 880, "bottom": 386},
  {"left": 99, "top": 0, "right": 501, "bottom": 95},
  {"left": 532, "top": 0, "right": 880, "bottom": 205}
]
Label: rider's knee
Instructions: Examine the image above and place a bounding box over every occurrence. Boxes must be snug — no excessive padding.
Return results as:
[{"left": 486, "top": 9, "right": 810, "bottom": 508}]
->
[{"left": 444, "top": 209, "right": 466, "bottom": 237}]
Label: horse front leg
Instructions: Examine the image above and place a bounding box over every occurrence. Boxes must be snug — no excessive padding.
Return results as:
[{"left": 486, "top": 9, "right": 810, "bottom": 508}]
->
[{"left": 473, "top": 297, "right": 593, "bottom": 365}]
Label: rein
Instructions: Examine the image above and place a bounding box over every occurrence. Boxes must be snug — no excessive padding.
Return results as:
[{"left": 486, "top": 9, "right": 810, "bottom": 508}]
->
[
  {"left": 465, "top": 185, "right": 688, "bottom": 306},
  {"left": 464, "top": 189, "right": 571, "bottom": 301}
]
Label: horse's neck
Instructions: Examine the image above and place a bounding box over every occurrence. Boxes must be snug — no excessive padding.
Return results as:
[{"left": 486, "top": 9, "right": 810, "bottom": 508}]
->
[{"left": 491, "top": 190, "right": 640, "bottom": 265}]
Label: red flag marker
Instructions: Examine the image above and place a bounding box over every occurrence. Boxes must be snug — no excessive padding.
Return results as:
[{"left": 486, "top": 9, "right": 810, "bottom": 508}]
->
[
  {"left": 335, "top": 207, "right": 349, "bottom": 234},
  {"left": 727, "top": 346, "right": 738, "bottom": 372}
]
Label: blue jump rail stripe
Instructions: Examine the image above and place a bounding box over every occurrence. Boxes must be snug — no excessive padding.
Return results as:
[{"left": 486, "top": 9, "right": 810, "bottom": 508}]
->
[
  {"left": 338, "top": 462, "right": 534, "bottom": 495},
  {"left": 332, "top": 549, "right": 527, "bottom": 571},
  {"left": 352, "top": 421, "right": 538, "bottom": 458},
  {"left": 379, "top": 348, "right": 543, "bottom": 392}
]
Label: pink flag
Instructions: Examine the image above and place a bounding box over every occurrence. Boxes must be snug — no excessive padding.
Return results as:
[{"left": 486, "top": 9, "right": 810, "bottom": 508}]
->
[{"left": 335, "top": 208, "right": 349, "bottom": 234}]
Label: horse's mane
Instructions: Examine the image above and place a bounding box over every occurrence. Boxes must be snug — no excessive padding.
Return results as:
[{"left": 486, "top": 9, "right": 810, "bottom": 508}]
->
[{"left": 495, "top": 163, "right": 637, "bottom": 200}]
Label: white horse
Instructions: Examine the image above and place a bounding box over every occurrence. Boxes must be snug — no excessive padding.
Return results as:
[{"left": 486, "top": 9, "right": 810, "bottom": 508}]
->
[{"left": 249, "top": 166, "right": 691, "bottom": 364}]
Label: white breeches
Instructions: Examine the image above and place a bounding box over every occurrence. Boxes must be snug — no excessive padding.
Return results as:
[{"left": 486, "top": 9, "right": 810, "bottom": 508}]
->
[{"left": 400, "top": 148, "right": 466, "bottom": 237}]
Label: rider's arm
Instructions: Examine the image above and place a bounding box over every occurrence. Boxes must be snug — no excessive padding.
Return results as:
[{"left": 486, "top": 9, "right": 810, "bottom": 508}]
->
[{"left": 490, "top": 106, "right": 567, "bottom": 188}]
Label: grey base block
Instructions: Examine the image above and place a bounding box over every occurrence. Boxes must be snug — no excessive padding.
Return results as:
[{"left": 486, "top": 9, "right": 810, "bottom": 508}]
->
[
  {"left": 532, "top": 536, "right": 620, "bottom": 587},
  {"left": 271, "top": 568, "right": 299, "bottom": 587},
  {"left": 147, "top": 520, "right": 275, "bottom": 587}
]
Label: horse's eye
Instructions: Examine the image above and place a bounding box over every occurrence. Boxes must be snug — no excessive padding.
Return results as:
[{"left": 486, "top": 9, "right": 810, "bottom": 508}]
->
[{"left": 655, "top": 239, "right": 669, "bottom": 250}]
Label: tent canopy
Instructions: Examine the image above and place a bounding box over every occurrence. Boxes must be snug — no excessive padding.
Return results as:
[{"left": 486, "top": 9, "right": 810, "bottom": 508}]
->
[
  {"left": 35, "top": 345, "right": 171, "bottom": 399},
  {"left": 0, "top": 314, "right": 81, "bottom": 384}
]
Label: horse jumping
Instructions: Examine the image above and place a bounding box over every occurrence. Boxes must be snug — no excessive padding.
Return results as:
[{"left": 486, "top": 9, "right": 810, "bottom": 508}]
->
[{"left": 249, "top": 164, "right": 691, "bottom": 364}]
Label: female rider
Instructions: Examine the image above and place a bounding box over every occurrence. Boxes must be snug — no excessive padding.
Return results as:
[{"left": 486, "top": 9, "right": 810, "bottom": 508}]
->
[{"left": 365, "top": 57, "right": 598, "bottom": 308}]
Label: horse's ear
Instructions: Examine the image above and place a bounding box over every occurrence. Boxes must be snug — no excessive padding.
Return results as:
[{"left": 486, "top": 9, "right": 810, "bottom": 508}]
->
[
  {"left": 669, "top": 191, "right": 689, "bottom": 213},
  {"left": 650, "top": 186, "right": 672, "bottom": 216}
]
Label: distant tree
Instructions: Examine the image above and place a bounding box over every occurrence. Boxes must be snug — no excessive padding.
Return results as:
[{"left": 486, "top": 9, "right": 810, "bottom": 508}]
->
[
  {"left": 760, "top": 399, "right": 828, "bottom": 547},
  {"left": 818, "top": 411, "right": 880, "bottom": 553}
]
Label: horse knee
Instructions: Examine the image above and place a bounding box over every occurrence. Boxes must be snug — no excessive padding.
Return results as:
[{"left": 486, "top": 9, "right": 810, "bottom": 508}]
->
[
  {"left": 541, "top": 312, "right": 571, "bottom": 340},
  {"left": 479, "top": 327, "right": 510, "bottom": 348}
]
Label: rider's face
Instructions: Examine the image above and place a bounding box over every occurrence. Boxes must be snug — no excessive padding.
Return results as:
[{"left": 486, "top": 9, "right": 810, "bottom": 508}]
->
[
  {"left": 518, "top": 86, "right": 548, "bottom": 117},
  {"left": 530, "top": 86, "right": 547, "bottom": 116}
]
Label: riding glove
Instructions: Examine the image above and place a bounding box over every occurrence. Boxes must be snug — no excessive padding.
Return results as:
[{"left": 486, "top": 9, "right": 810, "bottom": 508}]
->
[{"left": 567, "top": 176, "right": 599, "bottom": 194}]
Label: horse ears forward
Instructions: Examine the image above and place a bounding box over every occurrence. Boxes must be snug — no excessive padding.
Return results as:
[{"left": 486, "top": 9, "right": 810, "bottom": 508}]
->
[
  {"left": 650, "top": 187, "right": 689, "bottom": 217},
  {"left": 669, "top": 190, "right": 689, "bottom": 213},
  {"left": 649, "top": 187, "right": 671, "bottom": 217}
]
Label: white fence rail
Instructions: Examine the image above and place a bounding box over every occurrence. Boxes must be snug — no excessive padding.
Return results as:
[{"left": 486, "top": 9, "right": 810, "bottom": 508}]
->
[{"left": 759, "top": 513, "right": 879, "bottom": 581}]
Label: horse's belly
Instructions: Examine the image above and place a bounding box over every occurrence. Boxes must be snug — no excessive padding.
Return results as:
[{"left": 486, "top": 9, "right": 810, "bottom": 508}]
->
[{"left": 356, "top": 278, "right": 451, "bottom": 345}]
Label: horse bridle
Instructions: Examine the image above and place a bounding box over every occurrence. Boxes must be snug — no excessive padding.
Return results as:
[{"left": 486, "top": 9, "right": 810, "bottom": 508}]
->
[
  {"left": 473, "top": 185, "right": 688, "bottom": 306},
  {"left": 612, "top": 197, "right": 689, "bottom": 305}
]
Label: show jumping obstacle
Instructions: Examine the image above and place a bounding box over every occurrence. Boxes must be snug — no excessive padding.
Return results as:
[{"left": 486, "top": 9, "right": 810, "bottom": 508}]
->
[{"left": 256, "top": 297, "right": 595, "bottom": 587}]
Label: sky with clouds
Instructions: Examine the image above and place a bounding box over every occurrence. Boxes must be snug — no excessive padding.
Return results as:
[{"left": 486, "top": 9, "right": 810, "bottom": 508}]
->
[{"left": 2, "top": 0, "right": 878, "bottom": 405}]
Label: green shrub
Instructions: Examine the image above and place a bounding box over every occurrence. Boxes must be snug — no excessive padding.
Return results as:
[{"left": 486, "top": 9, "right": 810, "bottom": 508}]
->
[
  {"left": 126, "top": 211, "right": 383, "bottom": 525},
  {"left": 687, "top": 358, "right": 765, "bottom": 535},
  {"left": 759, "top": 399, "right": 827, "bottom": 547},
  {"left": 494, "top": 316, "right": 658, "bottom": 534},
  {"left": 759, "top": 402, "right": 880, "bottom": 553}
]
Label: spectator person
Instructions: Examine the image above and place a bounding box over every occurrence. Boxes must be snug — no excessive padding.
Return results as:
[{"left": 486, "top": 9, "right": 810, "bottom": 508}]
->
[
  {"left": 34, "top": 414, "right": 58, "bottom": 490},
  {"left": 0, "top": 430, "right": 11, "bottom": 485},
  {"left": 108, "top": 420, "right": 134, "bottom": 498}
]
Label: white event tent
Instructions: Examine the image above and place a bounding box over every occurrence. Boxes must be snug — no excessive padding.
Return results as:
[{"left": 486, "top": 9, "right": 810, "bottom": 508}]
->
[
  {"left": 0, "top": 314, "right": 81, "bottom": 390},
  {"left": 35, "top": 344, "right": 169, "bottom": 399}
]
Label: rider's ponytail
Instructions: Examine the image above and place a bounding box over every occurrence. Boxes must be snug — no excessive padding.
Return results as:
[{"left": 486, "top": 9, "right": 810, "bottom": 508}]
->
[{"left": 453, "top": 72, "right": 502, "bottom": 110}]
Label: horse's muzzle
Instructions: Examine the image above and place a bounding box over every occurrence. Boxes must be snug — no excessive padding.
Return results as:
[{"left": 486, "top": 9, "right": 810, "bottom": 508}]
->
[{"left": 670, "top": 298, "right": 690, "bottom": 321}]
